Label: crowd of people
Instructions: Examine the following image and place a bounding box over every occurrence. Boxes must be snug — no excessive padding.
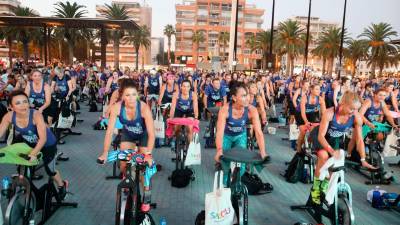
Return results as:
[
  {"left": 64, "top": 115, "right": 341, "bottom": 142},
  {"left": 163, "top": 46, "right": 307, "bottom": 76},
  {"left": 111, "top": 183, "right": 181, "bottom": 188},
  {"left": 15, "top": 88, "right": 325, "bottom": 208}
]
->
[{"left": 1, "top": 59, "right": 400, "bottom": 222}]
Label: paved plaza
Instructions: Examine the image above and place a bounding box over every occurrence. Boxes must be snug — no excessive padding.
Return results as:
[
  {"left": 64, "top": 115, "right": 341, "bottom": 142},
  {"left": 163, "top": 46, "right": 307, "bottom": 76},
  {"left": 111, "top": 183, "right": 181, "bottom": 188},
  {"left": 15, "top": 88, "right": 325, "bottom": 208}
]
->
[{"left": 1, "top": 103, "right": 399, "bottom": 225}]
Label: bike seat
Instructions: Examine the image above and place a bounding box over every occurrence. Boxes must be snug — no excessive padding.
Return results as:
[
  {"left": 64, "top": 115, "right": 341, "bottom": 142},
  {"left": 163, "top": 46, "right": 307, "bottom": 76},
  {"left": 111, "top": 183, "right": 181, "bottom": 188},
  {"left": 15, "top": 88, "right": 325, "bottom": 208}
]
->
[
  {"left": 221, "top": 148, "right": 264, "bottom": 164},
  {"left": 207, "top": 107, "right": 220, "bottom": 116}
]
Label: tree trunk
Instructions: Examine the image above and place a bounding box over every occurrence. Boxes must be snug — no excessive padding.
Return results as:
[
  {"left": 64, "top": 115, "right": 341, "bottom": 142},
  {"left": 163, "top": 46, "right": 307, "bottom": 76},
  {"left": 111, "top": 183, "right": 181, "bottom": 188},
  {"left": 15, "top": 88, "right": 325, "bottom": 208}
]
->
[
  {"left": 262, "top": 52, "right": 267, "bottom": 70},
  {"left": 113, "top": 33, "right": 120, "bottom": 70},
  {"left": 371, "top": 62, "right": 376, "bottom": 78},
  {"left": 167, "top": 37, "right": 171, "bottom": 65},
  {"left": 58, "top": 40, "right": 62, "bottom": 61},
  {"left": 23, "top": 41, "right": 29, "bottom": 64},
  {"left": 351, "top": 61, "right": 357, "bottom": 77},
  {"left": 7, "top": 37, "right": 12, "bottom": 67},
  {"left": 290, "top": 56, "right": 295, "bottom": 75},
  {"left": 68, "top": 40, "right": 74, "bottom": 64},
  {"left": 135, "top": 48, "right": 139, "bottom": 70},
  {"left": 286, "top": 53, "right": 291, "bottom": 75},
  {"left": 379, "top": 64, "right": 383, "bottom": 77},
  {"left": 329, "top": 57, "right": 334, "bottom": 77},
  {"left": 322, "top": 57, "right": 326, "bottom": 75}
]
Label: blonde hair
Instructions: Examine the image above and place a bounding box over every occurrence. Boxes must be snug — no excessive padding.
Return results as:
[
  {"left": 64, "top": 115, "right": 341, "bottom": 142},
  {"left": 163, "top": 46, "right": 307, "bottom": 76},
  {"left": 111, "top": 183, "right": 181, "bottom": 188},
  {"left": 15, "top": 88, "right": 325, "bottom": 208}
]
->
[{"left": 339, "top": 91, "right": 362, "bottom": 108}]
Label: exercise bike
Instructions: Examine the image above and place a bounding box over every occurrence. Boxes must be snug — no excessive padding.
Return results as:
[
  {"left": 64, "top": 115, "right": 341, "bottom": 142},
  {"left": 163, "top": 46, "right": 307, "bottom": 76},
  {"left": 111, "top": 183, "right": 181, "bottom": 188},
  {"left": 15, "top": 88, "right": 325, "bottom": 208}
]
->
[
  {"left": 291, "top": 150, "right": 355, "bottom": 225},
  {"left": 219, "top": 148, "right": 267, "bottom": 225},
  {"left": 204, "top": 107, "right": 219, "bottom": 148},
  {"left": 346, "top": 129, "right": 393, "bottom": 185},
  {"left": 0, "top": 152, "right": 78, "bottom": 225},
  {"left": 107, "top": 149, "right": 157, "bottom": 225}
]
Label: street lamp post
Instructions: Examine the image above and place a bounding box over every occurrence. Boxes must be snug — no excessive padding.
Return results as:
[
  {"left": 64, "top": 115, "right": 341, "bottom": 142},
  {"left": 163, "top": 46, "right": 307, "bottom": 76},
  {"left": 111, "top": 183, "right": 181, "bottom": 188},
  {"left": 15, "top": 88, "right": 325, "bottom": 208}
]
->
[
  {"left": 303, "top": 0, "right": 312, "bottom": 79},
  {"left": 269, "top": 0, "right": 275, "bottom": 72},
  {"left": 233, "top": 0, "right": 240, "bottom": 71},
  {"left": 338, "top": 0, "right": 348, "bottom": 79}
]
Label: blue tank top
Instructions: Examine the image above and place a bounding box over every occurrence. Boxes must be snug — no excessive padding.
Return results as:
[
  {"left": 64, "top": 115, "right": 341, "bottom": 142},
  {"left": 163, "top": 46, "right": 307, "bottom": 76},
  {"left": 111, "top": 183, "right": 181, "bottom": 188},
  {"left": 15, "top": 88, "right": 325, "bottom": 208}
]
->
[
  {"left": 148, "top": 75, "right": 160, "bottom": 94},
  {"left": 208, "top": 88, "right": 223, "bottom": 103},
  {"left": 295, "top": 89, "right": 303, "bottom": 111},
  {"left": 224, "top": 104, "right": 249, "bottom": 136},
  {"left": 119, "top": 101, "right": 146, "bottom": 139},
  {"left": 12, "top": 109, "right": 56, "bottom": 147},
  {"left": 326, "top": 107, "right": 354, "bottom": 139},
  {"left": 251, "top": 96, "right": 257, "bottom": 107},
  {"left": 326, "top": 85, "right": 334, "bottom": 100},
  {"left": 177, "top": 92, "right": 193, "bottom": 113},
  {"left": 110, "top": 80, "right": 119, "bottom": 92},
  {"left": 165, "top": 82, "right": 175, "bottom": 101},
  {"left": 365, "top": 100, "right": 383, "bottom": 122},
  {"left": 305, "top": 95, "right": 320, "bottom": 113},
  {"left": 385, "top": 92, "right": 392, "bottom": 105},
  {"left": 29, "top": 81, "right": 45, "bottom": 107},
  {"left": 55, "top": 75, "right": 69, "bottom": 97}
]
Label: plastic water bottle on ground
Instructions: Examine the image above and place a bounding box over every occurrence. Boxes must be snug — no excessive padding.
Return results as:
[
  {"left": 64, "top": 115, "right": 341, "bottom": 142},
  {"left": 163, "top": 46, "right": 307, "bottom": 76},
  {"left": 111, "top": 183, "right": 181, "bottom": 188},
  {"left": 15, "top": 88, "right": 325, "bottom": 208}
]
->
[{"left": 160, "top": 217, "right": 167, "bottom": 225}]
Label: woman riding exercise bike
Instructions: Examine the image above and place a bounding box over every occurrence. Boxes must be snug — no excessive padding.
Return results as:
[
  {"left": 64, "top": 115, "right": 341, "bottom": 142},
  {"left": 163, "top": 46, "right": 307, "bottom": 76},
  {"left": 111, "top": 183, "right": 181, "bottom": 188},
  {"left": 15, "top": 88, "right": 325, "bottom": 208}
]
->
[
  {"left": 169, "top": 79, "right": 199, "bottom": 143},
  {"left": 97, "top": 79, "right": 155, "bottom": 212},
  {"left": 214, "top": 82, "right": 269, "bottom": 185},
  {"left": 0, "top": 90, "right": 68, "bottom": 199},
  {"left": 296, "top": 84, "right": 326, "bottom": 153},
  {"left": 309, "top": 91, "right": 374, "bottom": 205}
]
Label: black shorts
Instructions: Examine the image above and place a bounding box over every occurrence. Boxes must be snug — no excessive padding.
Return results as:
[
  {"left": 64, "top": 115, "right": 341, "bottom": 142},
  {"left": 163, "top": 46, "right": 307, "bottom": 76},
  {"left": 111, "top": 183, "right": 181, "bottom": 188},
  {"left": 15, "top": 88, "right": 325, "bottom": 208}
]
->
[
  {"left": 295, "top": 111, "right": 320, "bottom": 126},
  {"left": 174, "top": 110, "right": 194, "bottom": 118},
  {"left": 120, "top": 131, "right": 148, "bottom": 147}
]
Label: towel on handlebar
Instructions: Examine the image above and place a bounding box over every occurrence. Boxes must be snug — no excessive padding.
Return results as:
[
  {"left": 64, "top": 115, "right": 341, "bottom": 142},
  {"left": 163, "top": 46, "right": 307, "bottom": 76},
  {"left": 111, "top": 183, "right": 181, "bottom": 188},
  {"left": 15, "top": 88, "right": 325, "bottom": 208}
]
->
[
  {"left": 362, "top": 122, "right": 392, "bottom": 139},
  {"left": 0, "top": 143, "right": 39, "bottom": 166},
  {"left": 390, "top": 110, "right": 400, "bottom": 118},
  {"left": 166, "top": 118, "right": 200, "bottom": 138},
  {"left": 319, "top": 150, "right": 345, "bottom": 205}
]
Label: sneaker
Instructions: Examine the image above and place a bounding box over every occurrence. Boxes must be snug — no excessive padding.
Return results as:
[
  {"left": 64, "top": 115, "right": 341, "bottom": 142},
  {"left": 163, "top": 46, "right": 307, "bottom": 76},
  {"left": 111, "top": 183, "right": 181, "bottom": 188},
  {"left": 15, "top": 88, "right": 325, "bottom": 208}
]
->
[{"left": 58, "top": 180, "right": 68, "bottom": 200}]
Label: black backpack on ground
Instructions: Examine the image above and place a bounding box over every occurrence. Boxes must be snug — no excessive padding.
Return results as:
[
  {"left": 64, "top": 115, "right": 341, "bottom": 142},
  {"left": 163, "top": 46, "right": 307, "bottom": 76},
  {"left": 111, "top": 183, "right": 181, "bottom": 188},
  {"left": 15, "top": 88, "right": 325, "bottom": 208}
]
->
[
  {"left": 89, "top": 101, "right": 98, "bottom": 112},
  {"left": 195, "top": 210, "right": 205, "bottom": 225},
  {"left": 170, "top": 168, "right": 194, "bottom": 188},
  {"left": 241, "top": 172, "right": 273, "bottom": 195},
  {"left": 284, "top": 152, "right": 305, "bottom": 183}
]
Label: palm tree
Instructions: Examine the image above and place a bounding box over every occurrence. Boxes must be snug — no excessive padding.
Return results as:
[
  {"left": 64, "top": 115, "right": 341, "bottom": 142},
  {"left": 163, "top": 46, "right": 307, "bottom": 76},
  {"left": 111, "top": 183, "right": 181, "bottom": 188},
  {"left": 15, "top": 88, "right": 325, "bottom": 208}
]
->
[
  {"left": 360, "top": 23, "right": 399, "bottom": 77},
  {"left": 103, "top": 3, "right": 129, "bottom": 69},
  {"left": 276, "top": 20, "right": 305, "bottom": 75},
  {"left": 163, "top": 24, "right": 175, "bottom": 65},
  {"left": 218, "top": 31, "right": 230, "bottom": 63},
  {"left": 256, "top": 30, "right": 272, "bottom": 70},
  {"left": 245, "top": 34, "right": 259, "bottom": 70},
  {"left": 314, "top": 27, "right": 344, "bottom": 76},
  {"left": 53, "top": 1, "right": 88, "bottom": 64},
  {"left": 345, "top": 39, "right": 368, "bottom": 77},
  {"left": 12, "top": 6, "right": 38, "bottom": 64},
  {"left": 124, "top": 25, "right": 151, "bottom": 70},
  {"left": 192, "top": 31, "right": 205, "bottom": 63}
]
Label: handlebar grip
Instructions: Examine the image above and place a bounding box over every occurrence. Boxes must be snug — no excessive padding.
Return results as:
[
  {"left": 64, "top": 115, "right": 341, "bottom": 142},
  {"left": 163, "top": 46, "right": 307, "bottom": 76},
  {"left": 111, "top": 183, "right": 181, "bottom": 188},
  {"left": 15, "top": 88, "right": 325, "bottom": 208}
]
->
[{"left": 18, "top": 153, "right": 31, "bottom": 161}]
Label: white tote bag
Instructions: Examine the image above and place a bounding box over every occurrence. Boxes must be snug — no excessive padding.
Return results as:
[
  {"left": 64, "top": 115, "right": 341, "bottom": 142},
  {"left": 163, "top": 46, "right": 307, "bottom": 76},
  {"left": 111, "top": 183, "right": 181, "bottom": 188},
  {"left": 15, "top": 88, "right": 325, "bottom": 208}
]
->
[
  {"left": 57, "top": 114, "right": 74, "bottom": 129},
  {"left": 185, "top": 133, "right": 201, "bottom": 166},
  {"left": 289, "top": 124, "right": 300, "bottom": 140},
  {"left": 154, "top": 107, "right": 165, "bottom": 139},
  {"left": 205, "top": 171, "right": 235, "bottom": 225},
  {"left": 383, "top": 129, "right": 399, "bottom": 157}
]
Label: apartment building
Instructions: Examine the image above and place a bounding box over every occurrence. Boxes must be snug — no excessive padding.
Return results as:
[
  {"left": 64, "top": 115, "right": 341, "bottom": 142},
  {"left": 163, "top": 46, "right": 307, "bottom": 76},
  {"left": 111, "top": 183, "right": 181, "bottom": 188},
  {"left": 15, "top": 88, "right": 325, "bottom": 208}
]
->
[
  {"left": 0, "top": 0, "right": 20, "bottom": 64},
  {"left": 150, "top": 37, "right": 164, "bottom": 65},
  {"left": 96, "top": 0, "right": 152, "bottom": 69},
  {"left": 291, "top": 16, "right": 339, "bottom": 73},
  {"left": 175, "top": 0, "right": 264, "bottom": 69}
]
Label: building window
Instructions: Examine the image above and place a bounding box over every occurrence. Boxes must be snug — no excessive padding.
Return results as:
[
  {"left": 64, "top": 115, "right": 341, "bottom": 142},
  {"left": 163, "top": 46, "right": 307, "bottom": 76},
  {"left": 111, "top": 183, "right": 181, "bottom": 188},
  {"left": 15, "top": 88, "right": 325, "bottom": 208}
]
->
[{"left": 244, "top": 58, "right": 249, "bottom": 64}]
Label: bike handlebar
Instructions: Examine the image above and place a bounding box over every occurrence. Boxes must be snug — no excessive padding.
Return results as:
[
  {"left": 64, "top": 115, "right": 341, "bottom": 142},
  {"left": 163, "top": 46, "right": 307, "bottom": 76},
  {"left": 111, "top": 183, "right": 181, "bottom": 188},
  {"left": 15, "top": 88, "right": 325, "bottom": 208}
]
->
[{"left": 18, "top": 153, "right": 31, "bottom": 161}]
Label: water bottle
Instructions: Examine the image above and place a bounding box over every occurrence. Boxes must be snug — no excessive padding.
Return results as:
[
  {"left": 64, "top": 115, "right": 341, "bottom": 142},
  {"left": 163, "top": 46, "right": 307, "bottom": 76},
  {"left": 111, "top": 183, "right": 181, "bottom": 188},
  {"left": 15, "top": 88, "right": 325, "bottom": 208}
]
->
[
  {"left": 170, "top": 140, "right": 175, "bottom": 151},
  {"left": 2, "top": 176, "right": 10, "bottom": 192},
  {"left": 372, "top": 186, "right": 382, "bottom": 208},
  {"left": 365, "top": 146, "right": 369, "bottom": 155},
  {"left": 29, "top": 219, "right": 35, "bottom": 225},
  {"left": 160, "top": 217, "right": 167, "bottom": 225}
]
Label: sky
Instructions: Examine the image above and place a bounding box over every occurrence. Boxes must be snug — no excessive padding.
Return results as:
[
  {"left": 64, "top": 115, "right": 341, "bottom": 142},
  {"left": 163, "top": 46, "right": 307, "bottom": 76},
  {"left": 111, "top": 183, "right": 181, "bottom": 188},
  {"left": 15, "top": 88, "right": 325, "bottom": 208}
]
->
[{"left": 21, "top": 0, "right": 400, "bottom": 38}]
